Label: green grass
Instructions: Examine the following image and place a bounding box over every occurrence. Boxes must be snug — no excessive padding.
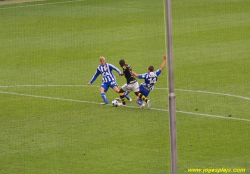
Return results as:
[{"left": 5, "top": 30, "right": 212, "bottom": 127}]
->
[{"left": 0, "top": 0, "right": 250, "bottom": 173}]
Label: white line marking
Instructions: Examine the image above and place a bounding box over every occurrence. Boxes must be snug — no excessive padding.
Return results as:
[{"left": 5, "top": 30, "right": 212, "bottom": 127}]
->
[
  {"left": 1, "top": 90, "right": 249, "bottom": 122},
  {"left": 0, "top": 0, "right": 86, "bottom": 10},
  {"left": 155, "top": 87, "right": 250, "bottom": 101},
  {"left": 0, "top": 90, "right": 101, "bottom": 105},
  {"left": 0, "top": 85, "right": 91, "bottom": 87},
  {"left": 176, "top": 110, "right": 250, "bottom": 122},
  {"left": 1, "top": 85, "right": 249, "bottom": 101}
]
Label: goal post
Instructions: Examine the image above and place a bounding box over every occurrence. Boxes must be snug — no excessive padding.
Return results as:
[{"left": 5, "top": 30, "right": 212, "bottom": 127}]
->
[{"left": 165, "top": 0, "right": 178, "bottom": 173}]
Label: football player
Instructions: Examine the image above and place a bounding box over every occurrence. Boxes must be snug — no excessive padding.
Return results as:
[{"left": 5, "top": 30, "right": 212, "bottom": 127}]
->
[
  {"left": 132, "top": 54, "right": 167, "bottom": 108},
  {"left": 88, "top": 56, "right": 131, "bottom": 104},
  {"left": 118, "top": 59, "right": 151, "bottom": 108}
]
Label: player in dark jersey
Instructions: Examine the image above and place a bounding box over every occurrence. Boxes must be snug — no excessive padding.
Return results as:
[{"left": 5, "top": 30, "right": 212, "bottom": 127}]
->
[{"left": 118, "top": 59, "right": 151, "bottom": 108}]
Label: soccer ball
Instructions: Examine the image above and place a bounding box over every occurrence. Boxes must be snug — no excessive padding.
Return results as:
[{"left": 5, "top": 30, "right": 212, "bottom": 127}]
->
[{"left": 112, "top": 99, "right": 119, "bottom": 107}]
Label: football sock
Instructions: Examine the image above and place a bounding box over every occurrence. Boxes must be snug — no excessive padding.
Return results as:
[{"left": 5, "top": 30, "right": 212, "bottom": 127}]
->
[
  {"left": 138, "top": 93, "right": 148, "bottom": 102},
  {"left": 124, "top": 90, "right": 131, "bottom": 96},
  {"left": 101, "top": 92, "right": 109, "bottom": 104},
  {"left": 119, "top": 92, "right": 126, "bottom": 105},
  {"left": 124, "top": 91, "right": 131, "bottom": 100},
  {"left": 125, "top": 95, "right": 130, "bottom": 100},
  {"left": 137, "top": 99, "right": 143, "bottom": 105}
]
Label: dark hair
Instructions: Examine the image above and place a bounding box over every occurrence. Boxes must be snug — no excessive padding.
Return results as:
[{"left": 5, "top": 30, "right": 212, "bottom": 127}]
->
[
  {"left": 119, "top": 59, "right": 125, "bottom": 66},
  {"left": 148, "top": 66, "right": 154, "bottom": 72}
]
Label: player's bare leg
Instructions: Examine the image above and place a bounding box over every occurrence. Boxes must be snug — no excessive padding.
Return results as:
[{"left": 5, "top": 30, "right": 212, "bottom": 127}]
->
[{"left": 112, "top": 86, "right": 120, "bottom": 93}]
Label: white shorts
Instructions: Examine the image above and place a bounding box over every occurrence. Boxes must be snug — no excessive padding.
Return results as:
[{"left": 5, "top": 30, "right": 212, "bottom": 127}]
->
[{"left": 121, "top": 82, "right": 140, "bottom": 92}]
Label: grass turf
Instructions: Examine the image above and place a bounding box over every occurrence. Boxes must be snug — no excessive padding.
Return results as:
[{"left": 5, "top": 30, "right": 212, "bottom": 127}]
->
[{"left": 0, "top": 0, "right": 250, "bottom": 173}]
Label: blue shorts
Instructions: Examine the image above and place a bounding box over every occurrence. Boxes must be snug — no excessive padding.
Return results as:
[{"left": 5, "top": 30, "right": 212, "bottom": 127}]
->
[
  {"left": 139, "top": 85, "right": 150, "bottom": 97},
  {"left": 101, "top": 81, "right": 118, "bottom": 92}
]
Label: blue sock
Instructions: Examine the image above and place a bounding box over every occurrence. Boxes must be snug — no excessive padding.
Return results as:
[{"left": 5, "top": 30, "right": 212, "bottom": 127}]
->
[
  {"left": 124, "top": 91, "right": 131, "bottom": 96},
  {"left": 137, "top": 99, "right": 143, "bottom": 105},
  {"left": 124, "top": 91, "right": 131, "bottom": 100},
  {"left": 101, "top": 92, "right": 109, "bottom": 104}
]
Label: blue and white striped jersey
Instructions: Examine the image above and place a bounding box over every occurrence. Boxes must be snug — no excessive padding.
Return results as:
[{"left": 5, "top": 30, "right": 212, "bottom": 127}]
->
[
  {"left": 138, "top": 69, "right": 162, "bottom": 90},
  {"left": 90, "top": 63, "right": 122, "bottom": 84}
]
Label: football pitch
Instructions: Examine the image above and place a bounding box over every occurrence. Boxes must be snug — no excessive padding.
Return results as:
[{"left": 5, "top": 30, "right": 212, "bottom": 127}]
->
[{"left": 0, "top": 0, "right": 249, "bottom": 173}]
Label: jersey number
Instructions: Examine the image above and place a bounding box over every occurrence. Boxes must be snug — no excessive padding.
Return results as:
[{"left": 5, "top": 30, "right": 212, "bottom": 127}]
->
[{"left": 149, "top": 77, "right": 156, "bottom": 84}]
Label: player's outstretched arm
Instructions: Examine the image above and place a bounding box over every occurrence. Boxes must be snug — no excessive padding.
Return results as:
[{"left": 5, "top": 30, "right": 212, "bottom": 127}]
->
[
  {"left": 132, "top": 71, "right": 138, "bottom": 78},
  {"left": 108, "top": 64, "right": 123, "bottom": 76},
  {"left": 88, "top": 69, "right": 100, "bottom": 85},
  {"left": 160, "top": 54, "right": 167, "bottom": 71}
]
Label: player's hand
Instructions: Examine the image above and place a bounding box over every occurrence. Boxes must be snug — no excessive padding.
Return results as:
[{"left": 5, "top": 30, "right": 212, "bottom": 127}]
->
[
  {"left": 164, "top": 54, "right": 167, "bottom": 60},
  {"left": 119, "top": 74, "right": 124, "bottom": 77},
  {"left": 87, "top": 82, "right": 91, "bottom": 86}
]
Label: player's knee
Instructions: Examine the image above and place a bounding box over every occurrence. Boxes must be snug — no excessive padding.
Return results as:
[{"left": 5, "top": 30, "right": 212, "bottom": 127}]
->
[
  {"left": 135, "top": 97, "right": 139, "bottom": 102},
  {"left": 100, "top": 88, "right": 105, "bottom": 93},
  {"left": 113, "top": 87, "right": 119, "bottom": 93}
]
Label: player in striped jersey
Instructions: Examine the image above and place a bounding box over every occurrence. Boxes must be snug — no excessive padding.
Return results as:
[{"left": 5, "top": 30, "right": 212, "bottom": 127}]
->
[
  {"left": 132, "top": 54, "right": 167, "bottom": 108},
  {"left": 87, "top": 56, "right": 131, "bottom": 104}
]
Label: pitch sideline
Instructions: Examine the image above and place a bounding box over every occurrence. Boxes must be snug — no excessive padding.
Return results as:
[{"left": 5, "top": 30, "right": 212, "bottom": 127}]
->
[
  {"left": 1, "top": 84, "right": 250, "bottom": 101},
  {"left": 0, "top": 87, "right": 249, "bottom": 122},
  {"left": 0, "top": 0, "right": 86, "bottom": 10}
]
